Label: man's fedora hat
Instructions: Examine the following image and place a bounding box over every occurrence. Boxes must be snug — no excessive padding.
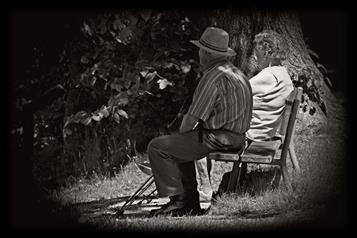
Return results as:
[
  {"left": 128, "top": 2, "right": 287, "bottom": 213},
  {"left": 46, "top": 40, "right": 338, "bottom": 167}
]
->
[{"left": 190, "top": 27, "right": 236, "bottom": 56}]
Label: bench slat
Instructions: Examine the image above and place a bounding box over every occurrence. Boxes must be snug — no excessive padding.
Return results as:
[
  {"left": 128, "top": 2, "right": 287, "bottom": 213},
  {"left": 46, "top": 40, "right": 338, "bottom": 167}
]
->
[
  {"left": 207, "top": 152, "right": 240, "bottom": 162},
  {"left": 208, "top": 140, "right": 281, "bottom": 164},
  {"left": 241, "top": 155, "right": 274, "bottom": 164},
  {"left": 241, "top": 140, "right": 281, "bottom": 163},
  {"left": 243, "top": 140, "right": 281, "bottom": 156},
  {"left": 205, "top": 87, "right": 302, "bottom": 192}
]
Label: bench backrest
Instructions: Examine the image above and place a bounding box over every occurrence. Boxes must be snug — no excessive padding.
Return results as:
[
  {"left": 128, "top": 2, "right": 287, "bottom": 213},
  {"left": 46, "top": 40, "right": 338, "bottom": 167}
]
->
[{"left": 278, "top": 87, "right": 303, "bottom": 161}]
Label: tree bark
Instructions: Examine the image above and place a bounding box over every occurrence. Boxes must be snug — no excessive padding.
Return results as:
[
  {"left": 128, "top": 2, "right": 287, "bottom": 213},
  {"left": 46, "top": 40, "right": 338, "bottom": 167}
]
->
[
  {"left": 201, "top": 8, "right": 346, "bottom": 194},
  {"left": 61, "top": 9, "right": 346, "bottom": 179},
  {"left": 210, "top": 8, "right": 343, "bottom": 127}
]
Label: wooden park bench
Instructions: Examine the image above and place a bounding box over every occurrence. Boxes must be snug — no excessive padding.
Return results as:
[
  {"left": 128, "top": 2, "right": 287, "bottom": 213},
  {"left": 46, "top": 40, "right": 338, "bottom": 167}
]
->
[
  {"left": 116, "top": 87, "right": 302, "bottom": 216},
  {"left": 207, "top": 87, "right": 303, "bottom": 192}
]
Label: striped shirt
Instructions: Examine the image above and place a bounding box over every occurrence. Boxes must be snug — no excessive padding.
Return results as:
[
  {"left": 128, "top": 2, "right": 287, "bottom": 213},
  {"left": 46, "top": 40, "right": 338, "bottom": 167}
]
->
[{"left": 187, "top": 58, "right": 253, "bottom": 134}]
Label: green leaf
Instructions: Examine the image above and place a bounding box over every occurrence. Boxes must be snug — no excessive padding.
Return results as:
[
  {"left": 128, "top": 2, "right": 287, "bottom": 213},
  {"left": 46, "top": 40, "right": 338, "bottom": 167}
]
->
[
  {"left": 117, "top": 109, "right": 129, "bottom": 119},
  {"left": 124, "top": 79, "right": 132, "bottom": 88},
  {"left": 99, "top": 105, "right": 110, "bottom": 118},
  {"left": 74, "top": 111, "right": 90, "bottom": 121},
  {"left": 157, "top": 78, "right": 173, "bottom": 90},
  {"left": 81, "top": 55, "right": 90, "bottom": 64},
  {"left": 316, "top": 63, "right": 327, "bottom": 74},
  {"left": 140, "top": 70, "right": 149, "bottom": 77},
  {"left": 97, "top": 18, "right": 107, "bottom": 34},
  {"left": 163, "top": 62, "right": 175, "bottom": 69},
  {"left": 307, "top": 48, "right": 319, "bottom": 59},
  {"left": 128, "top": 15, "right": 138, "bottom": 26},
  {"left": 180, "top": 64, "right": 191, "bottom": 74},
  {"left": 93, "top": 47, "right": 103, "bottom": 60},
  {"left": 306, "top": 79, "right": 312, "bottom": 88},
  {"left": 110, "top": 82, "right": 122, "bottom": 92},
  {"left": 113, "top": 111, "right": 120, "bottom": 124},
  {"left": 119, "top": 97, "right": 129, "bottom": 106},
  {"left": 108, "top": 94, "right": 129, "bottom": 108},
  {"left": 91, "top": 77, "right": 97, "bottom": 86},
  {"left": 145, "top": 72, "right": 156, "bottom": 83},
  {"left": 108, "top": 97, "right": 115, "bottom": 107},
  {"left": 126, "top": 72, "right": 140, "bottom": 82},
  {"left": 83, "top": 22, "right": 93, "bottom": 36},
  {"left": 62, "top": 128, "right": 72, "bottom": 138},
  {"left": 63, "top": 115, "right": 74, "bottom": 128},
  {"left": 324, "top": 76, "right": 333, "bottom": 89},
  {"left": 140, "top": 9, "right": 152, "bottom": 22},
  {"left": 117, "top": 27, "right": 133, "bottom": 45},
  {"left": 91, "top": 112, "right": 103, "bottom": 121},
  {"left": 113, "top": 18, "right": 125, "bottom": 31},
  {"left": 319, "top": 101, "right": 327, "bottom": 116},
  {"left": 81, "top": 117, "right": 92, "bottom": 125}
]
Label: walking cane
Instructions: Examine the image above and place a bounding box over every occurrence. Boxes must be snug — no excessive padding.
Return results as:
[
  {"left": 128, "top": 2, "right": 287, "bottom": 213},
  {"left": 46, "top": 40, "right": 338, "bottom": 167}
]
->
[{"left": 116, "top": 162, "right": 156, "bottom": 217}]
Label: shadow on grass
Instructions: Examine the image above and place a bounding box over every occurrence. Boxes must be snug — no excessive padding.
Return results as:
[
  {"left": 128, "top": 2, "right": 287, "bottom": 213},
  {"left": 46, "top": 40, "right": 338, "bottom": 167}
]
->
[{"left": 71, "top": 195, "right": 164, "bottom": 219}]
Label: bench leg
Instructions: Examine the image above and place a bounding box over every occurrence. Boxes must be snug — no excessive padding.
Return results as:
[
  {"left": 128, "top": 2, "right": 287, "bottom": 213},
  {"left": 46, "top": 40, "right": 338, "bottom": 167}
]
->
[
  {"left": 235, "top": 162, "right": 247, "bottom": 193},
  {"left": 206, "top": 158, "right": 213, "bottom": 183},
  {"left": 281, "top": 163, "right": 292, "bottom": 191},
  {"left": 227, "top": 161, "right": 240, "bottom": 193},
  {"left": 289, "top": 144, "right": 300, "bottom": 171}
]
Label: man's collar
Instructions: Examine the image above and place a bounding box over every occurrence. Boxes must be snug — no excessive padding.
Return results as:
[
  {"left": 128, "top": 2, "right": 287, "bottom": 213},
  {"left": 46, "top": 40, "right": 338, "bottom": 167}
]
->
[{"left": 200, "top": 57, "right": 229, "bottom": 74}]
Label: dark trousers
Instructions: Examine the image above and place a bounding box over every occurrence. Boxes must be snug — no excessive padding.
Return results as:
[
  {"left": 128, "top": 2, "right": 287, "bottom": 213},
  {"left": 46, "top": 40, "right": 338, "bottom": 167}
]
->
[{"left": 147, "top": 129, "right": 245, "bottom": 197}]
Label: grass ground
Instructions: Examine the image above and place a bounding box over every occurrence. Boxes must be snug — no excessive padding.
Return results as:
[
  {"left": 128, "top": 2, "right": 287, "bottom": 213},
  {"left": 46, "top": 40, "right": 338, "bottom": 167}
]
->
[{"left": 50, "top": 104, "right": 348, "bottom": 231}]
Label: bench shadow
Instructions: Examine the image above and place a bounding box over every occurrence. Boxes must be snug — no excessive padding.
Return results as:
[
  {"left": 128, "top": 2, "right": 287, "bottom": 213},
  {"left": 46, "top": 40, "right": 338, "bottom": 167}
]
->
[
  {"left": 71, "top": 195, "right": 165, "bottom": 219},
  {"left": 71, "top": 196, "right": 213, "bottom": 220}
]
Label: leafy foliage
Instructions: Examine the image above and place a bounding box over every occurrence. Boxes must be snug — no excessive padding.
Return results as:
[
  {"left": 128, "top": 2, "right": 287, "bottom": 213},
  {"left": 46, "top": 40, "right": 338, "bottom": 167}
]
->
[
  {"left": 59, "top": 9, "right": 201, "bottom": 177},
  {"left": 292, "top": 67, "right": 327, "bottom": 116},
  {"left": 11, "top": 9, "right": 329, "bottom": 183}
]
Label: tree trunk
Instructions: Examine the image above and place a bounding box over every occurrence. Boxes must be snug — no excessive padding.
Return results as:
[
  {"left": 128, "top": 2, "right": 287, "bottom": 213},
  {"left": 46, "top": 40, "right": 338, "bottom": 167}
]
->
[
  {"left": 61, "top": 8, "right": 346, "bottom": 181},
  {"left": 210, "top": 8, "right": 342, "bottom": 127},
  {"left": 204, "top": 8, "right": 346, "bottom": 194}
]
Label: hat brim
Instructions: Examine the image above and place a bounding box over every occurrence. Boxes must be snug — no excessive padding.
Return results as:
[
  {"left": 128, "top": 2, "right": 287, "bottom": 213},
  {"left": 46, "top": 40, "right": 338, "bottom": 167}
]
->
[{"left": 190, "top": 40, "right": 236, "bottom": 56}]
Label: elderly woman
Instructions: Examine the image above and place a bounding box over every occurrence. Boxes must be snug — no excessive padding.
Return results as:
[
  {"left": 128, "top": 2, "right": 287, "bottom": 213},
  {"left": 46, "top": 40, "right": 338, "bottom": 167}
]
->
[
  {"left": 195, "top": 29, "right": 294, "bottom": 201},
  {"left": 246, "top": 29, "right": 294, "bottom": 141}
]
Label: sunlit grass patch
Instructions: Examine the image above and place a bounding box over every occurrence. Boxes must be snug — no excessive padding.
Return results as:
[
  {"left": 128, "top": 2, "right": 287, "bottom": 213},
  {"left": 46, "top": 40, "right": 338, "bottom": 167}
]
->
[
  {"left": 50, "top": 109, "right": 347, "bottom": 230},
  {"left": 209, "top": 187, "right": 299, "bottom": 217},
  {"left": 209, "top": 116, "right": 346, "bottom": 218},
  {"left": 51, "top": 160, "right": 150, "bottom": 204}
]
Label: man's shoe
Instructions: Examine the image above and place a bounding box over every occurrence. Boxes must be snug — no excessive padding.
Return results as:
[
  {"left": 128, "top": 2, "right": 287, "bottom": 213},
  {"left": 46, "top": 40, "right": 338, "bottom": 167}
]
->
[
  {"left": 150, "top": 192, "right": 203, "bottom": 217},
  {"left": 149, "top": 197, "right": 185, "bottom": 217},
  {"left": 150, "top": 202, "right": 202, "bottom": 217}
]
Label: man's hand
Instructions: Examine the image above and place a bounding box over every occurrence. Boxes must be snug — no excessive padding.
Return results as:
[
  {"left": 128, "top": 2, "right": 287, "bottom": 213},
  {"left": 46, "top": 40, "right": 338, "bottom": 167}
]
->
[{"left": 179, "top": 114, "right": 200, "bottom": 133}]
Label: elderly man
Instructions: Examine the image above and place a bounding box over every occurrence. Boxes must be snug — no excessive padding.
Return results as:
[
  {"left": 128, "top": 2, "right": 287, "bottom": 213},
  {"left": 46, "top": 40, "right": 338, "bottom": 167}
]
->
[
  {"left": 196, "top": 29, "right": 294, "bottom": 201},
  {"left": 147, "top": 27, "right": 253, "bottom": 216}
]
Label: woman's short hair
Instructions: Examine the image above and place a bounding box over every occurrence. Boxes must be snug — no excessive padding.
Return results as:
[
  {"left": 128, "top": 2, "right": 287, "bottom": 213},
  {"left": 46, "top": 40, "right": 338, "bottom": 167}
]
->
[{"left": 253, "top": 30, "right": 288, "bottom": 60}]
